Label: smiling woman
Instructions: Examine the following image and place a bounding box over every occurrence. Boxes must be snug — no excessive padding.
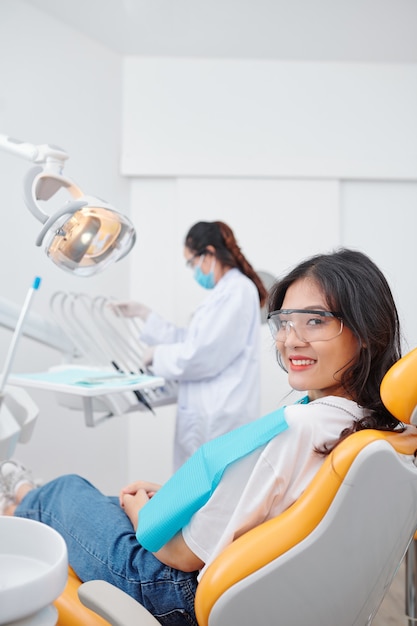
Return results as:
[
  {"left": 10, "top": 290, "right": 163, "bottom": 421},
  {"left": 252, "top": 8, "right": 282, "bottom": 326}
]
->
[{"left": 268, "top": 248, "right": 401, "bottom": 451}]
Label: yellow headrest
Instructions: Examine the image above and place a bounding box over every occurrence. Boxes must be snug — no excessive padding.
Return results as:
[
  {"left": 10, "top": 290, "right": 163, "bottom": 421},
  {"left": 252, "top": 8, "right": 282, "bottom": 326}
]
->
[{"left": 380, "top": 346, "right": 417, "bottom": 425}]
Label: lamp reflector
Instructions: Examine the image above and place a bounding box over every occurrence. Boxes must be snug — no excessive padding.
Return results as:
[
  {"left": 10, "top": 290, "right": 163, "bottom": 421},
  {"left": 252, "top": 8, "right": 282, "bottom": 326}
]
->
[{"left": 44, "top": 207, "right": 136, "bottom": 277}]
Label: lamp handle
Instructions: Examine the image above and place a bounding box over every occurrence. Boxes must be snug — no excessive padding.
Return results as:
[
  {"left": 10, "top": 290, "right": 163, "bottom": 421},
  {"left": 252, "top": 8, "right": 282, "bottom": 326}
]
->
[{"left": 35, "top": 200, "right": 88, "bottom": 246}]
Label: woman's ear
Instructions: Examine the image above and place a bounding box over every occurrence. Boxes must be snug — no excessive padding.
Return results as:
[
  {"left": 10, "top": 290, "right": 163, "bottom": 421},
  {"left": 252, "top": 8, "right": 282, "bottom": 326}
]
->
[{"left": 206, "top": 244, "right": 216, "bottom": 255}]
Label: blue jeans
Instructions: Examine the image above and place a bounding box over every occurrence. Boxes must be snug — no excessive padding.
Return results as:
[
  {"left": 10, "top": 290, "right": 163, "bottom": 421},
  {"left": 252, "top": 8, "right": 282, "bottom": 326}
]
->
[{"left": 15, "top": 475, "right": 198, "bottom": 626}]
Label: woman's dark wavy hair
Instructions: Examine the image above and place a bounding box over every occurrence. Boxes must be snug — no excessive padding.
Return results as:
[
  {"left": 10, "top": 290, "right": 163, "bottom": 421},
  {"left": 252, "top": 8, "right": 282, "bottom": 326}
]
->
[
  {"left": 185, "top": 220, "right": 268, "bottom": 306},
  {"left": 268, "top": 248, "right": 403, "bottom": 453}
]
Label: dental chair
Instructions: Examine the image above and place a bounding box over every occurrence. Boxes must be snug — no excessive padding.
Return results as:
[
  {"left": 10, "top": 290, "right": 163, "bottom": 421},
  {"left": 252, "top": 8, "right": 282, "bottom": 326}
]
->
[{"left": 54, "top": 347, "right": 417, "bottom": 626}]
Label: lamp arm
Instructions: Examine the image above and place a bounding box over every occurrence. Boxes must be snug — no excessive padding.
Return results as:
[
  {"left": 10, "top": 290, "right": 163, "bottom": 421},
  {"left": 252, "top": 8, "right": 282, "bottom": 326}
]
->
[
  {"left": 0, "top": 133, "right": 136, "bottom": 276},
  {"left": 0, "top": 134, "right": 68, "bottom": 167},
  {"left": 2, "top": 135, "right": 83, "bottom": 225},
  {"left": 23, "top": 165, "right": 85, "bottom": 225},
  {"left": 23, "top": 166, "right": 48, "bottom": 223}
]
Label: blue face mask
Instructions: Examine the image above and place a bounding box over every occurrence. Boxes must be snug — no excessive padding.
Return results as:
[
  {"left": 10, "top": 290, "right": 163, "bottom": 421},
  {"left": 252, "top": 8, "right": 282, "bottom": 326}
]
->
[{"left": 194, "top": 258, "right": 216, "bottom": 289}]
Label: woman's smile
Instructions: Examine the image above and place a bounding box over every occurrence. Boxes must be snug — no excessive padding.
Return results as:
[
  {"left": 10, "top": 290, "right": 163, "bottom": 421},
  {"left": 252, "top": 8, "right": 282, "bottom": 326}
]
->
[{"left": 288, "top": 356, "right": 316, "bottom": 369}]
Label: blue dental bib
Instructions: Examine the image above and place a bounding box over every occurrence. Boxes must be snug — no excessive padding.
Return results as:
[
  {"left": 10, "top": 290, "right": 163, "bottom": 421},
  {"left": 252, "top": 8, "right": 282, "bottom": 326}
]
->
[{"left": 136, "top": 397, "right": 309, "bottom": 552}]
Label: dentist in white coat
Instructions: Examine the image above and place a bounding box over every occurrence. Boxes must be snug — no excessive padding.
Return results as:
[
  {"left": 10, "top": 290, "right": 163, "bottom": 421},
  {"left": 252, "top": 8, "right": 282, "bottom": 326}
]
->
[{"left": 112, "top": 221, "right": 268, "bottom": 470}]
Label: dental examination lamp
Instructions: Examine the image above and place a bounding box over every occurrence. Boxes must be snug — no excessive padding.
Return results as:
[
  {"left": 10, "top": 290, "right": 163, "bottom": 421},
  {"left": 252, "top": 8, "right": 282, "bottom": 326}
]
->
[{"left": 0, "top": 134, "right": 136, "bottom": 276}]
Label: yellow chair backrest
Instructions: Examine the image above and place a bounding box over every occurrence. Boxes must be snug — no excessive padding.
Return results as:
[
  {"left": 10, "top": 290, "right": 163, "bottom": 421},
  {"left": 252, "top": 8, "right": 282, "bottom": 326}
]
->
[{"left": 195, "top": 347, "right": 417, "bottom": 625}]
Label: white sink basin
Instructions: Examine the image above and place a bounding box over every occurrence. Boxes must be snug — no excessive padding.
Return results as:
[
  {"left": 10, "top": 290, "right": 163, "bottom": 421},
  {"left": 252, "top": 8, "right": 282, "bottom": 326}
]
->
[{"left": 0, "top": 517, "right": 68, "bottom": 625}]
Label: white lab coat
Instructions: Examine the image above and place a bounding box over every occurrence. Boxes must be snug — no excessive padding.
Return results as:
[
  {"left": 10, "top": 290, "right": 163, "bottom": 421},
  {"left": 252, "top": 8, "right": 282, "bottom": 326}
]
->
[{"left": 141, "top": 268, "right": 262, "bottom": 470}]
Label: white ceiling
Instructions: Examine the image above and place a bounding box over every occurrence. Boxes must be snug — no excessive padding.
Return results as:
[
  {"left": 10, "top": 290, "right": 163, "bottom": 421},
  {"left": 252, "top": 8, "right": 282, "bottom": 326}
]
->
[{"left": 22, "top": 0, "right": 417, "bottom": 62}]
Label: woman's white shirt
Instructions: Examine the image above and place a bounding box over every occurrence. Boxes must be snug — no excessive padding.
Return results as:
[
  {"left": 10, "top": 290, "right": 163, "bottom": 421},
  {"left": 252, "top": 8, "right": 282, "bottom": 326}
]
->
[{"left": 182, "top": 396, "right": 369, "bottom": 578}]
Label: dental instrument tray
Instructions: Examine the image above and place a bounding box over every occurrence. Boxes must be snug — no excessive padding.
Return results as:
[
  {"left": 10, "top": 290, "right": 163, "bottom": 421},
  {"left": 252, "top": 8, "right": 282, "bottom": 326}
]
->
[
  {"left": 1, "top": 289, "right": 178, "bottom": 427},
  {"left": 8, "top": 366, "right": 168, "bottom": 427}
]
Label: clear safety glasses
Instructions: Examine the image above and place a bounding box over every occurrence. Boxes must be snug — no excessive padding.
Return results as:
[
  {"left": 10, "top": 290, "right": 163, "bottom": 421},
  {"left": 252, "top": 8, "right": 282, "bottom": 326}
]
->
[
  {"left": 267, "top": 309, "right": 344, "bottom": 343},
  {"left": 185, "top": 252, "right": 204, "bottom": 269}
]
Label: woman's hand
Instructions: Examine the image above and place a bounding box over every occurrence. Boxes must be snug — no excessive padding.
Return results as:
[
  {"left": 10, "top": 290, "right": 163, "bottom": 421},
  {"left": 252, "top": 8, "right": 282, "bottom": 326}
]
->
[
  {"left": 108, "top": 301, "right": 151, "bottom": 321},
  {"left": 120, "top": 480, "right": 204, "bottom": 571},
  {"left": 119, "top": 480, "right": 161, "bottom": 504},
  {"left": 119, "top": 481, "right": 161, "bottom": 530}
]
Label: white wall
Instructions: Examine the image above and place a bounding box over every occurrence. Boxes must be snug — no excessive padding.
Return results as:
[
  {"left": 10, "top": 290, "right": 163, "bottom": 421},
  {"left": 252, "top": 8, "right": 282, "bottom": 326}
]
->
[
  {"left": 341, "top": 182, "right": 417, "bottom": 351},
  {"left": 0, "top": 0, "right": 132, "bottom": 493},
  {"left": 122, "top": 58, "right": 417, "bottom": 179}
]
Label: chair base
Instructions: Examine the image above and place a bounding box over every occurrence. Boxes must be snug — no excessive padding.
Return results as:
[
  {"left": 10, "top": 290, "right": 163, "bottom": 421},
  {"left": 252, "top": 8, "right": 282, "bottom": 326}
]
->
[{"left": 406, "top": 539, "right": 417, "bottom": 626}]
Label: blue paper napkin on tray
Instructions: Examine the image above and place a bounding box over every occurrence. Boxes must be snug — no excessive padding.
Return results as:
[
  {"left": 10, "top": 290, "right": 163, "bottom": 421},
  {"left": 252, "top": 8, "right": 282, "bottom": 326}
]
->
[{"left": 14, "top": 368, "right": 155, "bottom": 388}]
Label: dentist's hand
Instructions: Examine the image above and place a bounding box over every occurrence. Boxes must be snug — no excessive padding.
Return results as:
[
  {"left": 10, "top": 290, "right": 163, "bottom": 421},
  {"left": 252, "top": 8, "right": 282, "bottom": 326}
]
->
[
  {"left": 143, "top": 346, "right": 156, "bottom": 367},
  {"left": 108, "top": 300, "right": 151, "bottom": 321}
]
